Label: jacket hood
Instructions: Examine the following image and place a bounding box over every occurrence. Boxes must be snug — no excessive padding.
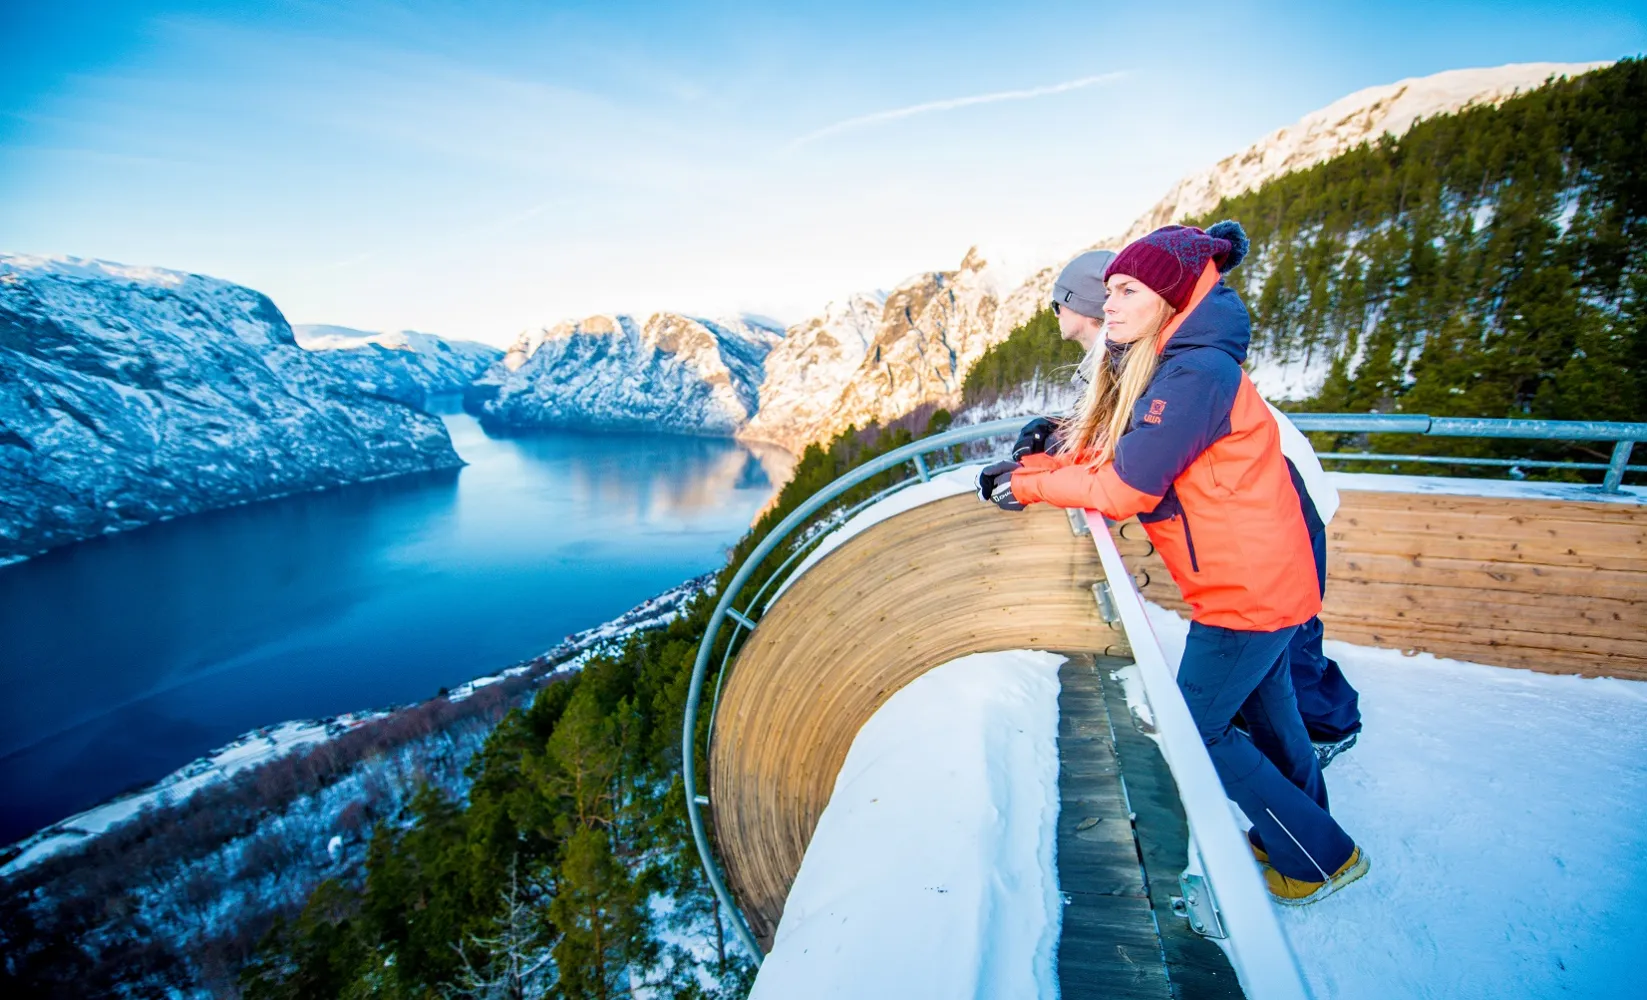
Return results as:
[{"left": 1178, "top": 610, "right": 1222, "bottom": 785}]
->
[{"left": 1159, "top": 280, "right": 1251, "bottom": 364}]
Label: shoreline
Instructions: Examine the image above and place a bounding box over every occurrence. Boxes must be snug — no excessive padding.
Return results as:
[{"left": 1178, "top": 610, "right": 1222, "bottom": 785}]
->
[{"left": 0, "top": 572, "right": 711, "bottom": 876}]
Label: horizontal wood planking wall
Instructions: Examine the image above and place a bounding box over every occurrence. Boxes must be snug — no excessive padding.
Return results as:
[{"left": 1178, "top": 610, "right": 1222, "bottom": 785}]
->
[{"left": 1120, "top": 490, "right": 1647, "bottom": 681}]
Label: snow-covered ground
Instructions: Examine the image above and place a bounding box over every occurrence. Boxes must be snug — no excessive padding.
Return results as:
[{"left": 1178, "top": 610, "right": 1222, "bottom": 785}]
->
[
  {"left": 748, "top": 650, "right": 1064, "bottom": 1000},
  {"left": 749, "top": 621, "right": 1647, "bottom": 998},
  {"left": 752, "top": 468, "right": 1644, "bottom": 998},
  {"left": 1141, "top": 602, "right": 1647, "bottom": 999},
  {"left": 0, "top": 711, "right": 387, "bottom": 875}
]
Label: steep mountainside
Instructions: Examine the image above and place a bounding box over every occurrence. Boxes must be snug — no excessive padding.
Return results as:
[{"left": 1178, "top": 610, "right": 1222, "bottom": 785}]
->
[
  {"left": 473, "top": 313, "right": 783, "bottom": 436},
  {"left": 747, "top": 61, "right": 1608, "bottom": 450},
  {"left": 740, "top": 293, "right": 884, "bottom": 452},
  {"left": 294, "top": 325, "right": 502, "bottom": 408},
  {"left": 1199, "top": 58, "right": 1644, "bottom": 434},
  {"left": 0, "top": 256, "right": 462, "bottom": 562},
  {"left": 743, "top": 249, "right": 1025, "bottom": 451}
]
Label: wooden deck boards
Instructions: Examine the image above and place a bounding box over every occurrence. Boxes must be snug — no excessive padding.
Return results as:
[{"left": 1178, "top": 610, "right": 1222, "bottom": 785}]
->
[{"left": 1055, "top": 654, "right": 1173, "bottom": 1000}]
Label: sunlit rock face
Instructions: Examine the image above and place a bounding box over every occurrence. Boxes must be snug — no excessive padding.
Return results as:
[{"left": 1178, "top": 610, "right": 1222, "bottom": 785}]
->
[
  {"left": 473, "top": 313, "right": 784, "bottom": 437},
  {"left": 0, "top": 255, "right": 462, "bottom": 562},
  {"left": 294, "top": 325, "right": 503, "bottom": 409},
  {"left": 746, "top": 61, "right": 1609, "bottom": 446}
]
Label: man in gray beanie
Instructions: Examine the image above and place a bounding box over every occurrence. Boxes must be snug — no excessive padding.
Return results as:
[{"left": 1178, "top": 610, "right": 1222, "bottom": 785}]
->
[
  {"left": 1050, "top": 249, "right": 1117, "bottom": 353},
  {"left": 1003, "top": 250, "right": 1116, "bottom": 459}
]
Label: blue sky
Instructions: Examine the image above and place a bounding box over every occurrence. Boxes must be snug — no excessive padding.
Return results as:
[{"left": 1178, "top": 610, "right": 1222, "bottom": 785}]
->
[{"left": 2, "top": 1, "right": 1641, "bottom": 345}]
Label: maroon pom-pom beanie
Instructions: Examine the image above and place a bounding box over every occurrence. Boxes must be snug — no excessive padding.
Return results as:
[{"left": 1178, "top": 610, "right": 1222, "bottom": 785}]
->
[{"left": 1103, "top": 222, "right": 1249, "bottom": 312}]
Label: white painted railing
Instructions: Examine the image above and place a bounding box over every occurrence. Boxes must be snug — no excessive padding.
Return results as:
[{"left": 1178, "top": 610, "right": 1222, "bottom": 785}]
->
[{"left": 1086, "top": 512, "right": 1312, "bottom": 1000}]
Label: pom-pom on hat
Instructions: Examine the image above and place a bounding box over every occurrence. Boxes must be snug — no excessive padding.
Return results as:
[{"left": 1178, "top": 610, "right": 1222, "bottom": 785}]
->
[{"left": 1103, "top": 220, "right": 1250, "bottom": 312}]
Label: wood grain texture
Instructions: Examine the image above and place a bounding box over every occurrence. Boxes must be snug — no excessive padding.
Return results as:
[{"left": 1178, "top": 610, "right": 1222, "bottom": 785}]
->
[{"left": 709, "top": 495, "right": 1116, "bottom": 944}]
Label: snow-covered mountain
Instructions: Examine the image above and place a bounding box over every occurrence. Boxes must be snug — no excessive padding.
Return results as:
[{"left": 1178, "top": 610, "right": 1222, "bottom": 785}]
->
[
  {"left": 740, "top": 293, "right": 885, "bottom": 453},
  {"left": 294, "top": 325, "right": 502, "bottom": 408},
  {"left": 744, "top": 61, "right": 1607, "bottom": 450},
  {"left": 473, "top": 312, "right": 784, "bottom": 436},
  {"left": 743, "top": 249, "right": 1034, "bottom": 452},
  {"left": 0, "top": 255, "right": 462, "bottom": 562},
  {"left": 1117, "top": 62, "right": 1609, "bottom": 248}
]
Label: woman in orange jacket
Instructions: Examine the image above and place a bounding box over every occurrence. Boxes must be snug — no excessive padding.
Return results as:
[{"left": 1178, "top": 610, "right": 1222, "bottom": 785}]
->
[{"left": 978, "top": 222, "right": 1368, "bottom": 904}]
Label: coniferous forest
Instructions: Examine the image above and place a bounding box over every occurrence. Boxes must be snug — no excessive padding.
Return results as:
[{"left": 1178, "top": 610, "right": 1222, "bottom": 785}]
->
[{"left": 969, "top": 59, "right": 1645, "bottom": 477}]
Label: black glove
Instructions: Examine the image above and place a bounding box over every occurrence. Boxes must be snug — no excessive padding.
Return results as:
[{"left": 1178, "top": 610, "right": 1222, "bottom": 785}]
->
[
  {"left": 976, "top": 460, "right": 1025, "bottom": 511},
  {"left": 1012, "top": 417, "right": 1060, "bottom": 459}
]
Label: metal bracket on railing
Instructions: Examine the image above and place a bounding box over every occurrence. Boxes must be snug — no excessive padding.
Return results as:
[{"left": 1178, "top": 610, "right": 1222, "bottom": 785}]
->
[
  {"left": 1172, "top": 872, "right": 1228, "bottom": 939},
  {"left": 1067, "top": 507, "right": 1090, "bottom": 536},
  {"left": 1092, "top": 581, "right": 1118, "bottom": 624},
  {"left": 1604, "top": 440, "right": 1635, "bottom": 493}
]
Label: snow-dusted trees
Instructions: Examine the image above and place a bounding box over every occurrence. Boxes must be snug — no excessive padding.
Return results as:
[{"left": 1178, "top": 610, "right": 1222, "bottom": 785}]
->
[{"left": 447, "top": 859, "right": 557, "bottom": 1000}]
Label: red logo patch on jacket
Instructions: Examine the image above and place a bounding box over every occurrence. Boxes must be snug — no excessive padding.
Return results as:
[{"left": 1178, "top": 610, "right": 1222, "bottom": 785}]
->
[{"left": 1143, "top": 398, "right": 1167, "bottom": 425}]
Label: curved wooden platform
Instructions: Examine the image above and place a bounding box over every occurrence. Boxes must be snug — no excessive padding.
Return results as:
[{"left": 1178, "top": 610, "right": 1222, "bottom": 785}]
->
[
  {"left": 710, "top": 480, "right": 1647, "bottom": 949},
  {"left": 709, "top": 495, "right": 1117, "bottom": 943}
]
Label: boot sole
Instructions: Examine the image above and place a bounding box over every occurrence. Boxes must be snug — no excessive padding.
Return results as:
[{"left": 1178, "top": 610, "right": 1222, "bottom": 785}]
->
[{"left": 1274, "top": 849, "right": 1371, "bottom": 906}]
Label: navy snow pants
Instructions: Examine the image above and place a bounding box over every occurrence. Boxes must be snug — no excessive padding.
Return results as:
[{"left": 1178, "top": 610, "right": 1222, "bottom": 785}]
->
[
  {"left": 1179, "top": 621, "right": 1357, "bottom": 881},
  {"left": 1289, "top": 525, "right": 1362, "bottom": 742}
]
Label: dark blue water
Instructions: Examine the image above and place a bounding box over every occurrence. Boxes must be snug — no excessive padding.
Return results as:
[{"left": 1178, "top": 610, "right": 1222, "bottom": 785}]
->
[{"left": 0, "top": 405, "right": 784, "bottom": 843}]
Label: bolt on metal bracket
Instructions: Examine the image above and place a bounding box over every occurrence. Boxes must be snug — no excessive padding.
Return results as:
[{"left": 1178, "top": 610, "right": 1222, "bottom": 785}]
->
[{"left": 1170, "top": 872, "right": 1228, "bottom": 939}]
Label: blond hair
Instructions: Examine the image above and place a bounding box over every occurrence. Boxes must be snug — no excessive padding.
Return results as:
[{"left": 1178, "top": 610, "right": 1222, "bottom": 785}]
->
[{"left": 1059, "top": 296, "right": 1175, "bottom": 466}]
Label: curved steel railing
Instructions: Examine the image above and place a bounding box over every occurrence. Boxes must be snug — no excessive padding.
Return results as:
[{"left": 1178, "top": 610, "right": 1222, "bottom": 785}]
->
[
  {"left": 681, "top": 417, "right": 1022, "bottom": 957},
  {"left": 682, "top": 411, "right": 1647, "bottom": 964}
]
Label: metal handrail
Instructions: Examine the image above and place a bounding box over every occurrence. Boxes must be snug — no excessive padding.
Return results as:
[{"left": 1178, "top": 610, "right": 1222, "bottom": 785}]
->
[
  {"left": 682, "top": 410, "right": 1647, "bottom": 966},
  {"left": 1289, "top": 413, "right": 1646, "bottom": 491},
  {"left": 681, "top": 417, "right": 1023, "bottom": 958},
  {"left": 1087, "top": 513, "right": 1310, "bottom": 999}
]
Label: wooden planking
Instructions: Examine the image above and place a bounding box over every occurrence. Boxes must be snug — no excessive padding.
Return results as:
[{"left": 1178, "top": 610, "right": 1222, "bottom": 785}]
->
[
  {"left": 1093, "top": 655, "right": 1244, "bottom": 1000},
  {"left": 710, "top": 495, "right": 1112, "bottom": 945},
  {"left": 1056, "top": 654, "right": 1174, "bottom": 1000},
  {"left": 1109, "top": 491, "right": 1646, "bottom": 680}
]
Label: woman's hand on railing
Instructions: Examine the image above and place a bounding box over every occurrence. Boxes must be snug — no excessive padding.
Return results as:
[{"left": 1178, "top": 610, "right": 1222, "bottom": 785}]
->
[{"left": 976, "top": 461, "right": 1025, "bottom": 510}]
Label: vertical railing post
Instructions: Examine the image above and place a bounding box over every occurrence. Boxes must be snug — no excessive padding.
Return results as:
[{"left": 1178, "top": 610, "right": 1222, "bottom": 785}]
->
[
  {"left": 912, "top": 453, "right": 931, "bottom": 482},
  {"left": 1603, "top": 440, "right": 1634, "bottom": 493}
]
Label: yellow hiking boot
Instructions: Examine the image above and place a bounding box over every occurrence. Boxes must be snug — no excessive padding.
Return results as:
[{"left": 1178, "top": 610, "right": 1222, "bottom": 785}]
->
[{"left": 1263, "top": 846, "right": 1369, "bottom": 905}]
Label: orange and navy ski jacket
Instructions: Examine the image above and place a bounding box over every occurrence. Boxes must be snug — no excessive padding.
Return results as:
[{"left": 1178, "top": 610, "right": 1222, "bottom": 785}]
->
[{"left": 1010, "top": 264, "right": 1321, "bottom": 632}]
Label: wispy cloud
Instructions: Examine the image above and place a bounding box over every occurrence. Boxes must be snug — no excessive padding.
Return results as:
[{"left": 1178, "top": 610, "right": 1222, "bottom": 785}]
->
[{"left": 786, "top": 71, "right": 1127, "bottom": 150}]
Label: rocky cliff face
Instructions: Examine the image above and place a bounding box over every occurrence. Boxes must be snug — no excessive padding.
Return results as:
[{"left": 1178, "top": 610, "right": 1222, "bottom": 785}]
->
[
  {"left": 474, "top": 313, "right": 783, "bottom": 436},
  {"left": 739, "top": 293, "right": 884, "bottom": 453},
  {"left": 0, "top": 255, "right": 462, "bottom": 562},
  {"left": 294, "top": 326, "right": 502, "bottom": 409}
]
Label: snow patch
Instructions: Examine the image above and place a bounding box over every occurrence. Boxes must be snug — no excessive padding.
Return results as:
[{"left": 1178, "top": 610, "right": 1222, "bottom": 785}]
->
[
  {"left": 749, "top": 650, "right": 1064, "bottom": 1000},
  {"left": 1139, "top": 601, "right": 1647, "bottom": 998}
]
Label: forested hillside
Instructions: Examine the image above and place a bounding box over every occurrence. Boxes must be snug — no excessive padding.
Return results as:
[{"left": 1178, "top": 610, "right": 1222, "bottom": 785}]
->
[
  {"left": 228, "top": 410, "right": 955, "bottom": 999},
  {"left": 965, "top": 60, "right": 1643, "bottom": 478},
  {"left": 1203, "top": 58, "right": 1644, "bottom": 468}
]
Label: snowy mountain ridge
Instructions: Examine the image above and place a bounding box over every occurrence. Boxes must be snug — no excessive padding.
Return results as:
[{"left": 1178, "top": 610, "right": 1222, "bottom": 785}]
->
[
  {"left": 472, "top": 311, "right": 785, "bottom": 436},
  {"left": 0, "top": 254, "right": 462, "bottom": 562},
  {"left": 294, "top": 324, "right": 503, "bottom": 408},
  {"left": 742, "top": 60, "right": 1607, "bottom": 451}
]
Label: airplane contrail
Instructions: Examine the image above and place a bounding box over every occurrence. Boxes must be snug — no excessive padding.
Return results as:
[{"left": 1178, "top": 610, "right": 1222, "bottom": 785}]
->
[{"left": 787, "top": 71, "right": 1127, "bottom": 150}]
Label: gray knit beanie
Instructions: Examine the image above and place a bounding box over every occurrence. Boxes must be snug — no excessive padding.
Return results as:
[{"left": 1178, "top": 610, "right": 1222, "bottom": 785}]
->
[{"left": 1052, "top": 250, "right": 1117, "bottom": 318}]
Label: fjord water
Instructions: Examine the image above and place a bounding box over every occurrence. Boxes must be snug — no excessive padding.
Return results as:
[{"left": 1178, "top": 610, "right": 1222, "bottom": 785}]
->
[{"left": 0, "top": 403, "right": 784, "bottom": 844}]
